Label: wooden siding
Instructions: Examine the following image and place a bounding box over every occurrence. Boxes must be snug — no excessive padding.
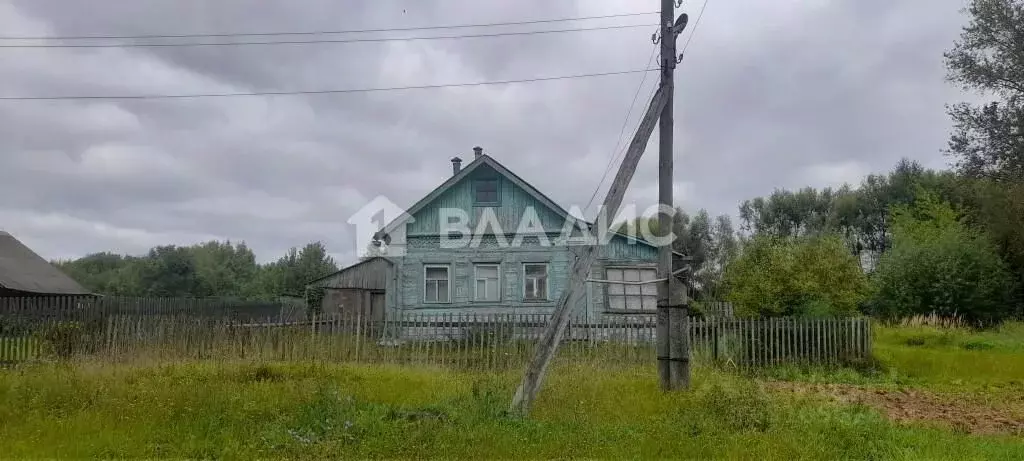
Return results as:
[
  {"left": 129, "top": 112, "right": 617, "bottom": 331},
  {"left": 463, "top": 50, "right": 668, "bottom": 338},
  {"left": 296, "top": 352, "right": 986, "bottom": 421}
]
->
[
  {"left": 600, "top": 234, "right": 659, "bottom": 260},
  {"left": 406, "top": 165, "right": 570, "bottom": 235},
  {"left": 397, "top": 235, "right": 581, "bottom": 313},
  {"left": 308, "top": 258, "right": 398, "bottom": 319},
  {"left": 390, "top": 159, "right": 660, "bottom": 317},
  {"left": 396, "top": 232, "right": 660, "bottom": 317}
]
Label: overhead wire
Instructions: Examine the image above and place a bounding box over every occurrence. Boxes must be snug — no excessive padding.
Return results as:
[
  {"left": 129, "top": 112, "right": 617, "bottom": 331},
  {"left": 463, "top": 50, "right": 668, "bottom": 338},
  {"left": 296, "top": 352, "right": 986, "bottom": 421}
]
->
[
  {"left": 0, "top": 11, "right": 658, "bottom": 41},
  {"left": 0, "top": 68, "right": 659, "bottom": 101},
  {"left": 583, "top": 45, "right": 659, "bottom": 216},
  {"left": 681, "top": 0, "right": 709, "bottom": 56},
  {"left": 584, "top": 0, "right": 711, "bottom": 217},
  {"left": 0, "top": 23, "right": 655, "bottom": 49}
]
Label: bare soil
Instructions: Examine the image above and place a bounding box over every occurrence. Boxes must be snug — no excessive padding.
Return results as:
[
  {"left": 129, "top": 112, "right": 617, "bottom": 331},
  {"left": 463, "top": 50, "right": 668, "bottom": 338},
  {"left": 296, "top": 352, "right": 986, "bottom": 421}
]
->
[{"left": 768, "top": 381, "right": 1024, "bottom": 436}]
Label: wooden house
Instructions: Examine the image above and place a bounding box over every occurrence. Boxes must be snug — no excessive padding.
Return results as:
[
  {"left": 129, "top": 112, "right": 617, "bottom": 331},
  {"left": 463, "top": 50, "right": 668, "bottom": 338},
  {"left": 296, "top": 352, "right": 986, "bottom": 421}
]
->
[{"left": 308, "top": 148, "right": 669, "bottom": 323}]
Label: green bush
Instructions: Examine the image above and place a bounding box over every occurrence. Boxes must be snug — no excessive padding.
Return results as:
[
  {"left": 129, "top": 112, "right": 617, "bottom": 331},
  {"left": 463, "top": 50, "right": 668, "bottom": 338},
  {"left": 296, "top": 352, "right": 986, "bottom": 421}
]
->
[
  {"left": 39, "top": 321, "right": 86, "bottom": 359},
  {"left": 868, "top": 192, "right": 1017, "bottom": 325},
  {"left": 722, "top": 235, "right": 869, "bottom": 317}
]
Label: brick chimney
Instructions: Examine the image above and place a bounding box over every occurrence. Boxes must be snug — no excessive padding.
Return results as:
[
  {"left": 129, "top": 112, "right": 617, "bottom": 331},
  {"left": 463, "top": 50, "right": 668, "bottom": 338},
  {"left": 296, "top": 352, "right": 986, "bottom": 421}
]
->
[
  {"left": 473, "top": 146, "right": 483, "bottom": 159},
  {"left": 451, "top": 156, "right": 462, "bottom": 176}
]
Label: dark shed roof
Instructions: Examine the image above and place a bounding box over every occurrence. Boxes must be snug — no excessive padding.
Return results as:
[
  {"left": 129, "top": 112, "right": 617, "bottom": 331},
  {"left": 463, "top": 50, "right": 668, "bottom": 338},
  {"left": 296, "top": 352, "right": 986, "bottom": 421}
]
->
[
  {"left": 306, "top": 256, "right": 393, "bottom": 290},
  {"left": 0, "top": 231, "right": 91, "bottom": 295}
]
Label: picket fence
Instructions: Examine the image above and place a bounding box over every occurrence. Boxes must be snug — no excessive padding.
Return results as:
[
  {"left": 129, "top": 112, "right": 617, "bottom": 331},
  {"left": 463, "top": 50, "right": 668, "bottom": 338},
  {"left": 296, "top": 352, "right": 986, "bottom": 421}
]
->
[{"left": 0, "top": 296, "right": 872, "bottom": 370}]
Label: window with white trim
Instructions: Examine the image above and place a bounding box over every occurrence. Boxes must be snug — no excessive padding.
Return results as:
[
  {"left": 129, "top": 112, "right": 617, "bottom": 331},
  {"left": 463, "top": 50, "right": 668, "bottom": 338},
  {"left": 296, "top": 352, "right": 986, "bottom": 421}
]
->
[
  {"left": 424, "top": 265, "right": 450, "bottom": 303},
  {"left": 523, "top": 263, "right": 548, "bottom": 301},
  {"left": 606, "top": 267, "right": 657, "bottom": 311},
  {"left": 474, "top": 264, "right": 500, "bottom": 302}
]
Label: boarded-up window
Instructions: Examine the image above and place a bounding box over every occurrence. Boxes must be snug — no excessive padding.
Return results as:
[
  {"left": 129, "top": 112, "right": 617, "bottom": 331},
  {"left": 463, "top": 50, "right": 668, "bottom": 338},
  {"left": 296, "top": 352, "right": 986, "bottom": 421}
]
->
[
  {"left": 606, "top": 267, "right": 657, "bottom": 311},
  {"left": 523, "top": 263, "right": 548, "bottom": 301},
  {"left": 424, "top": 265, "right": 450, "bottom": 303},
  {"left": 474, "top": 264, "right": 500, "bottom": 302}
]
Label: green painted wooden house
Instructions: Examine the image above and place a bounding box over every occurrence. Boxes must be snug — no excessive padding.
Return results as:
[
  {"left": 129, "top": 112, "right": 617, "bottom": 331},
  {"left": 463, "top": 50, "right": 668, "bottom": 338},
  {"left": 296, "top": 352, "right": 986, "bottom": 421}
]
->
[{"left": 309, "top": 148, "right": 666, "bottom": 323}]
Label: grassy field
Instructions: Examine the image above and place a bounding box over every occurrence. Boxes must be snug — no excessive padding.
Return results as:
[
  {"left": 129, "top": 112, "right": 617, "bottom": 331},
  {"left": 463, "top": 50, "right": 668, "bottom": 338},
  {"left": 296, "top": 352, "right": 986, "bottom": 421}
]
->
[{"left": 0, "top": 324, "right": 1022, "bottom": 459}]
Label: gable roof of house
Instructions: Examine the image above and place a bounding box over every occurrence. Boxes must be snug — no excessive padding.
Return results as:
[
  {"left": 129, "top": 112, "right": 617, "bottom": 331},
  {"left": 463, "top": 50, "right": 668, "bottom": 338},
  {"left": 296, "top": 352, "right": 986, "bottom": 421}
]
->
[
  {"left": 0, "top": 231, "right": 91, "bottom": 295},
  {"left": 376, "top": 154, "right": 674, "bottom": 253},
  {"left": 378, "top": 154, "right": 585, "bottom": 238}
]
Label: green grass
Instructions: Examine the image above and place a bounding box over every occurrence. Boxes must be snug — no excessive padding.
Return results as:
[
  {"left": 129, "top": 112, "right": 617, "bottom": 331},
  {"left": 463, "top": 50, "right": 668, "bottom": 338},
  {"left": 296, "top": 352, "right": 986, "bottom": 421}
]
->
[
  {"left": 758, "top": 322, "right": 1024, "bottom": 391},
  {"left": 0, "top": 360, "right": 1021, "bottom": 459}
]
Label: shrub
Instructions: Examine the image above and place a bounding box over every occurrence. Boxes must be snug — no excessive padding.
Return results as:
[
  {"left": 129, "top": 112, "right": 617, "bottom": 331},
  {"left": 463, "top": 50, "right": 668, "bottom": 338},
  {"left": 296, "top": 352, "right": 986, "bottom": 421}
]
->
[
  {"left": 869, "top": 192, "right": 1017, "bottom": 325},
  {"left": 722, "top": 235, "right": 869, "bottom": 317}
]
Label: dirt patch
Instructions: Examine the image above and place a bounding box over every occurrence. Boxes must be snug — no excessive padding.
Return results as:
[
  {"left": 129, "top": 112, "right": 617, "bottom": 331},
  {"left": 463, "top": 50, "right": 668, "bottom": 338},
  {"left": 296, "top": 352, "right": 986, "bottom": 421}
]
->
[{"left": 767, "top": 381, "right": 1024, "bottom": 436}]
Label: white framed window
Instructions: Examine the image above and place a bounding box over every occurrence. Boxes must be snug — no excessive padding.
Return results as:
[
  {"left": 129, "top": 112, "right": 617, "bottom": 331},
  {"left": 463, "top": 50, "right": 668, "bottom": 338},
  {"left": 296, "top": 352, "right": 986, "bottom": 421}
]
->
[
  {"left": 523, "top": 263, "right": 548, "bottom": 301},
  {"left": 607, "top": 267, "right": 657, "bottom": 311},
  {"left": 474, "top": 264, "right": 500, "bottom": 302},
  {"left": 423, "top": 265, "right": 450, "bottom": 303}
]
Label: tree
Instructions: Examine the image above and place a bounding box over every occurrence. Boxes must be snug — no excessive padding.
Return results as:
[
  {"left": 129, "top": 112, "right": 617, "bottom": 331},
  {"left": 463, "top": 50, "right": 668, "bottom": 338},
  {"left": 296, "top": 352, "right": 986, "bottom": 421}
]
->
[
  {"left": 739, "top": 187, "right": 844, "bottom": 238},
  {"left": 722, "top": 235, "right": 869, "bottom": 318},
  {"left": 869, "top": 192, "right": 1018, "bottom": 324},
  {"left": 262, "top": 242, "right": 338, "bottom": 297},
  {"left": 191, "top": 240, "right": 258, "bottom": 298},
  {"left": 138, "top": 246, "right": 201, "bottom": 297},
  {"left": 961, "top": 180, "right": 1024, "bottom": 296},
  {"left": 53, "top": 240, "right": 340, "bottom": 299},
  {"left": 945, "top": 0, "right": 1024, "bottom": 181}
]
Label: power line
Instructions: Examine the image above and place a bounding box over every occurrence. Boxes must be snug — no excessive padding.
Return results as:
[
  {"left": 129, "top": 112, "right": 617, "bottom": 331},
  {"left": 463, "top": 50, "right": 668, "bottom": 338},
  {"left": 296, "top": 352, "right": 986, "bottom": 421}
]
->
[
  {"left": 584, "top": 46, "right": 659, "bottom": 215},
  {"left": 0, "top": 68, "right": 658, "bottom": 101},
  {"left": 0, "top": 11, "right": 658, "bottom": 41},
  {"left": 581, "top": 1, "right": 708, "bottom": 216},
  {"left": 0, "top": 24, "right": 654, "bottom": 49},
  {"left": 681, "top": 0, "right": 710, "bottom": 55}
]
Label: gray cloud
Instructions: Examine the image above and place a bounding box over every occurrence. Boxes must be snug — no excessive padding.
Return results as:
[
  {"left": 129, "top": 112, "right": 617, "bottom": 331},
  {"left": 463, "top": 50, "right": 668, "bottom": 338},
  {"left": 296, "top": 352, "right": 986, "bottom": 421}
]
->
[{"left": 0, "top": 0, "right": 969, "bottom": 264}]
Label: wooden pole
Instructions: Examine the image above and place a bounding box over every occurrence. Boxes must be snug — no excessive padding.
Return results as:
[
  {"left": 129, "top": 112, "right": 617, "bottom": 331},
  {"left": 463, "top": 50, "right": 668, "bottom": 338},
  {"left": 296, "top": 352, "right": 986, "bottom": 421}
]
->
[
  {"left": 652, "top": 0, "right": 692, "bottom": 391},
  {"left": 509, "top": 84, "right": 670, "bottom": 416},
  {"left": 658, "top": 0, "right": 685, "bottom": 391}
]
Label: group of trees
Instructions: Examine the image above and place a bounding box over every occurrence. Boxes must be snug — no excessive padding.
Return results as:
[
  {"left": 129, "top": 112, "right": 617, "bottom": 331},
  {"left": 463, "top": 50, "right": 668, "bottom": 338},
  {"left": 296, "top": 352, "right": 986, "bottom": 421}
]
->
[
  {"left": 722, "top": 168, "right": 1022, "bottom": 323},
  {"left": 56, "top": 241, "right": 338, "bottom": 299},
  {"left": 712, "top": 0, "right": 1024, "bottom": 324}
]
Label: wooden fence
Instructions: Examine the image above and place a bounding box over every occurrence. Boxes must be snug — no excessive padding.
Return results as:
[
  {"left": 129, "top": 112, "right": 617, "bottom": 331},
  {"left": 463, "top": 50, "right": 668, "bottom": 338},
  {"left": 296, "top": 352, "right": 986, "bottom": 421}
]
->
[{"left": 1, "top": 296, "right": 872, "bottom": 369}]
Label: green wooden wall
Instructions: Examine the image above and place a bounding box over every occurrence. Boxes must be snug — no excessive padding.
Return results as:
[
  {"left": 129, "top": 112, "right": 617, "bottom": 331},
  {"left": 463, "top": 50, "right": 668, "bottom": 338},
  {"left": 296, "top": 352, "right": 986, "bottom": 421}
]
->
[
  {"left": 406, "top": 165, "right": 569, "bottom": 236},
  {"left": 391, "top": 160, "right": 659, "bottom": 318}
]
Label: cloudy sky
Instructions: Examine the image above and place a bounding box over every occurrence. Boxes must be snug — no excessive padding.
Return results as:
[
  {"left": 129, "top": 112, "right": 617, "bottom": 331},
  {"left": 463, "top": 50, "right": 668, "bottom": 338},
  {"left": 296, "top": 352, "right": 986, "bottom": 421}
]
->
[{"left": 0, "top": 0, "right": 972, "bottom": 265}]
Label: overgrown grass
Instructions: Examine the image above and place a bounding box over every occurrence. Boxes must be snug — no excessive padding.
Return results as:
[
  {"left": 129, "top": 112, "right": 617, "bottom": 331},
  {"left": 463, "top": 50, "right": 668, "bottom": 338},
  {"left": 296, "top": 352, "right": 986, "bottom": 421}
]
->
[{"left": 1, "top": 360, "right": 1022, "bottom": 459}]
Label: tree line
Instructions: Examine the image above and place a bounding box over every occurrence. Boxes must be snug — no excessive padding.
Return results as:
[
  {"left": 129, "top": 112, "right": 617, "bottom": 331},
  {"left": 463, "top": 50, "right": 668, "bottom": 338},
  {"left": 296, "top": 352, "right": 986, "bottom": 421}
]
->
[
  {"left": 707, "top": 0, "right": 1024, "bottom": 324},
  {"left": 55, "top": 241, "right": 338, "bottom": 300}
]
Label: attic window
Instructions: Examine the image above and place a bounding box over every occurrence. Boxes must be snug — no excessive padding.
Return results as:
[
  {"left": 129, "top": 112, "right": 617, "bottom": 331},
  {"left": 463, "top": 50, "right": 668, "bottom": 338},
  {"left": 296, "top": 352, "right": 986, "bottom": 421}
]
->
[{"left": 474, "top": 179, "right": 499, "bottom": 205}]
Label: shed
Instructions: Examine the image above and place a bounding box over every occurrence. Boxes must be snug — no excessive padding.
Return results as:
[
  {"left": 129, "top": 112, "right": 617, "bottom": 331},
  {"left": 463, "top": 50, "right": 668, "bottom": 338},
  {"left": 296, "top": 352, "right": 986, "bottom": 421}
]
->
[
  {"left": 0, "top": 231, "right": 92, "bottom": 297},
  {"left": 306, "top": 257, "right": 394, "bottom": 322}
]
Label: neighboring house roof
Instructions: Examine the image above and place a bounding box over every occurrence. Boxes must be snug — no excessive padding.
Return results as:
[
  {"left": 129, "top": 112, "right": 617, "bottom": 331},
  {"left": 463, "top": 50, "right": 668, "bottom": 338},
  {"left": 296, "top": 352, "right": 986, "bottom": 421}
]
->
[
  {"left": 376, "top": 153, "right": 677, "bottom": 253},
  {"left": 306, "top": 256, "right": 394, "bottom": 287},
  {"left": 0, "top": 231, "right": 92, "bottom": 295}
]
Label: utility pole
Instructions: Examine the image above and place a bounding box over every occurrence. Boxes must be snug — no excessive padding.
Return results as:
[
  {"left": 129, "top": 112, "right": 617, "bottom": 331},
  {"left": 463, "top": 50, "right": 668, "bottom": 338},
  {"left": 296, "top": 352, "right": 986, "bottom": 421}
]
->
[
  {"left": 658, "top": 0, "right": 690, "bottom": 391},
  {"left": 509, "top": 2, "right": 691, "bottom": 416},
  {"left": 510, "top": 85, "right": 670, "bottom": 417}
]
